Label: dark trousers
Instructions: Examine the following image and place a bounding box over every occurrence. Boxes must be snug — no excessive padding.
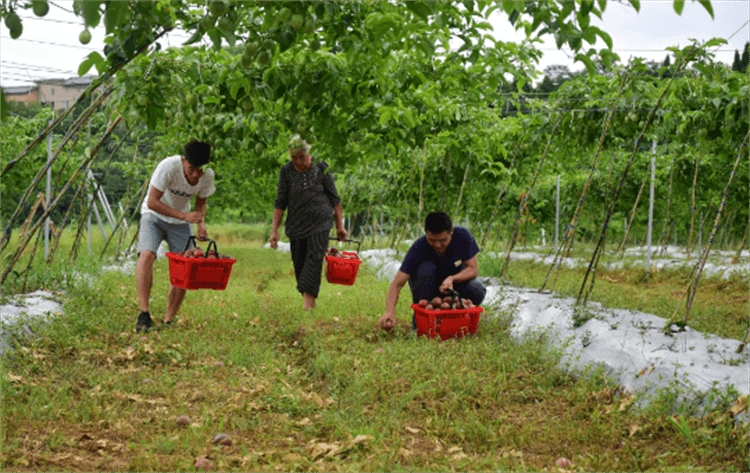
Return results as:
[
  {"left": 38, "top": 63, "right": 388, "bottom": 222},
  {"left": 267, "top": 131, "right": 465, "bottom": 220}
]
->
[
  {"left": 407, "top": 260, "right": 487, "bottom": 329},
  {"left": 289, "top": 230, "right": 329, "bottom": 298}
]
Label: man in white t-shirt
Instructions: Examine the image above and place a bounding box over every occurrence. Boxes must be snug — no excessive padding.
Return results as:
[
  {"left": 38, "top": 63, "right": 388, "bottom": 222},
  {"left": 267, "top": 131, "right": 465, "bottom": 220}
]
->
[{"left": 135, "top": 140, "right": 216, "bottom": 332}]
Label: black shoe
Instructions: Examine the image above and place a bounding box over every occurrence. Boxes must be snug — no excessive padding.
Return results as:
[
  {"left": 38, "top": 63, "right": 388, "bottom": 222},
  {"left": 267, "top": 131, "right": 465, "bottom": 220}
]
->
[{"left": 136, "top": 311, "right": 153, "bottom": 333}]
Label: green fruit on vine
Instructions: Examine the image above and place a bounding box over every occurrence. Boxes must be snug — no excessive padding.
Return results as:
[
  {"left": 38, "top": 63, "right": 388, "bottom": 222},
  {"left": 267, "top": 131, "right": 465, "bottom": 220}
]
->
[
  {"left": 255, "top": 142, "right": 265, "bottom": 154},
  {"left": 295, "top": 123, "right": 306, "bottom": 134},
  {"left": 217, "top": 16, "right": 232, "bottom": 32},
  {"left": 201, "top": 15, "right": 216, "bottom": 30},
  {"left": 262, "top": 38, "right": 275, "bottom": 50},
  {"left": 136, "top": 94, "right": 149, "bottom": 106},
  {"left": 240, "top": 53, "right": 254, "bottom": 68},
  {"left": 5, "top": 11, "right": 22, "bottom": 39},
  {"left": 79, "top": 29, "right": 92, "bottom": 44},
  {"left": 309, "top": 38, "right": 320, "bottom": 52},
  {"left": 244, "top": 41, "right": 259, "bottom": 57},
  {"left": 32, "top": 0, "right": 49, "bottom": 17},
  {"left": 209, "top": 0, "right": 228, "bottom": 17},
  {"left": 201, "top": 115, "right": 212, "bottom": 126},
  {"left": 290, "top": 14, "right": 304, "bottom": 30},
  {"left": 626, "top": 112, "right": 637, "bottom": 123},
  {"left": 300, "top": 92, "right": 312, "bottom": 104},
  {"left": 185, "top": 93, "right": 198, "bottom": 106},
  {"left": 697, "top": 128, "right": 707, "bottom": 138},
  {"left": 279, "top": 7, "right": 292, "bottom": 24},
  {"left": 302, "top": 18, "right": 315, "bottom": 34},
  {"left": 257, "top": 50, "right": 271, "bottom": 66},
  {"left": 240, "top": 96, "right": 253, "bottom": 111}
]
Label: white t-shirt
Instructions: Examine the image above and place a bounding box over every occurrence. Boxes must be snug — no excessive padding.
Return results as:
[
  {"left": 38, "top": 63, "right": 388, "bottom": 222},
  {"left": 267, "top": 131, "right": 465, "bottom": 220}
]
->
[{"left": 140, "top": 155, "right": 216, "bottom": 224}]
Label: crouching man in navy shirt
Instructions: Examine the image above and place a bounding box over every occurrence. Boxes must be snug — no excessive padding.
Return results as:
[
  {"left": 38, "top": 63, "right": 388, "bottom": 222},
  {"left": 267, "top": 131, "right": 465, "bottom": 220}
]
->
[{"left": 379, "top": 211, "right": 487, "bottom": 332}]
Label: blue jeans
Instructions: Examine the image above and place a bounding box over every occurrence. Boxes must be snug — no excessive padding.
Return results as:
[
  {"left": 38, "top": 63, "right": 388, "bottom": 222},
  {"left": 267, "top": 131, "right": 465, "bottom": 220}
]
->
[{"left": 407, "top": 261, "right": 487, "bottom": 329}]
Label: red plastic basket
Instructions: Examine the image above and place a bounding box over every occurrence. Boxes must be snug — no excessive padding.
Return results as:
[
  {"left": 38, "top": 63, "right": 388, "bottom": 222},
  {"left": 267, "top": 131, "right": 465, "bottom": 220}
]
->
[
  {"left": 166, "top": 237, "right": 236, "bottom": 290},
  {"left": 325, "top": 238, "right": 362, "bottom": 286},
  {"left": 412, "top": 304, "right": 483, "bottom": 340}
]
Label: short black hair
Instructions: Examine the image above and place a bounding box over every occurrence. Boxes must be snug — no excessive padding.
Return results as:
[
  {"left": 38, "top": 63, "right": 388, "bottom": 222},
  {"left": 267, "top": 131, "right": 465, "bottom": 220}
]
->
[
  {"left": 425, "top": 211, "right": 452, "bottom": 234},
  {"left": 184, "top": 140, "right": 211, "bottom": 167}
]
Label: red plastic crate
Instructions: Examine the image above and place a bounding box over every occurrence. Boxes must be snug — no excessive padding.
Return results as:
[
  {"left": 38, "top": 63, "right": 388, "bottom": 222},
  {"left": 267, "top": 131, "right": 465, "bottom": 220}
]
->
[
  {"left": 325, "top": 251, "right": 362, "bottom": 285},
  {"left": 166, "top": 252, "right": 237, "bottom": 290},
  {"left": 412, "top": 304, "right": 483, "bottom": 340}
]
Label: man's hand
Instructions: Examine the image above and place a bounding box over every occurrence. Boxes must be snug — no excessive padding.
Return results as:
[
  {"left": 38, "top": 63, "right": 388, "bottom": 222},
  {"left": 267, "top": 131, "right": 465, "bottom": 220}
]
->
[
  {"left": 269, "top": 230, "right": 279, "bottom": 250},
  {"left": 196, "top": 227, "right": 209, "bottom": 240},
  {"left": 183, "top": 210, "right": 205, "bottom": 224},
  {"left": 439, "top": 276, "right": 455, "bottom": 294},
  {"left": 379, "top": 313, "right": 396, "bottom": 332}
]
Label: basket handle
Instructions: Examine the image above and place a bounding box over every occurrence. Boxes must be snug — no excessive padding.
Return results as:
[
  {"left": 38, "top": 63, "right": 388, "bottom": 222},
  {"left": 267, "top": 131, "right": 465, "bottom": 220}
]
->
[
  {"left": 449, "top": 288, "right": 464, "bottom": 309},
  {"left": 183, "top": 235, "right": 219, "bottom": 257},
  {"left": 328, "top": 237, "right": 360, "bottom": 254}
]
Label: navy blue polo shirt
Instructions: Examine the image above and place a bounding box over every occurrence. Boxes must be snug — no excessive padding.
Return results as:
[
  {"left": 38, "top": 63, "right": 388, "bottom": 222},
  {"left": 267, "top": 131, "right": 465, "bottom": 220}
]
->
[{"left": 399, "top": 226, "right": 479, "bottom": 279}]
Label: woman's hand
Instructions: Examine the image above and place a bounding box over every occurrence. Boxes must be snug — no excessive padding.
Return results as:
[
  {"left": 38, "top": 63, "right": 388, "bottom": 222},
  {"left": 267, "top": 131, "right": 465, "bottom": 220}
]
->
[{"left": 336, "top": 226, "right": 348, "bottom": 242}]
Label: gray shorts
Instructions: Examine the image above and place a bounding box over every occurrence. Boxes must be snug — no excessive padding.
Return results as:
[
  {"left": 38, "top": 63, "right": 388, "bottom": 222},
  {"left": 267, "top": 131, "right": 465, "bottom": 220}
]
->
[{"left": 137, "top": 213, "right": 193, "bottom": 257}]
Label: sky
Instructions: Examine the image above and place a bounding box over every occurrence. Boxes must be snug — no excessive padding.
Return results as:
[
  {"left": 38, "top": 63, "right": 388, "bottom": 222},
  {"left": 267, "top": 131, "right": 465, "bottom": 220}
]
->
[{"left": 1, "top": 1, "right": 748, "bottom": 88}]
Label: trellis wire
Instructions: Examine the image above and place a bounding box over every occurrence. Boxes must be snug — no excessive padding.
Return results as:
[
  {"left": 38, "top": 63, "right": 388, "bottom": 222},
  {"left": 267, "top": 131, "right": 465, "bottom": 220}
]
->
[
  {"left": 1, "top": 116, "right": 123, "bottom": 285},
  {"left": 681, "top": 130, "right": 749, "bottom": 325},
  {"left": 539, "top": 77, "right": 626, "bottom": 292},
  {"left": 686, "top": 151, "right": 700, "bottom": 260},
  {"left": 576, "top": 44, "right": 695, "bottom": 306},
  {"left": 480, "top": 127, "right": 527, "bottom": 250},
  {"left": 501, "top": 114, "right": 563, "bottom": 279}
]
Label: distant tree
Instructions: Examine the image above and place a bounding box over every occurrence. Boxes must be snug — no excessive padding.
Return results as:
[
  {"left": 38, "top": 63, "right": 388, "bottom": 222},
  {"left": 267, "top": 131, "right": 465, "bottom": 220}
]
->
[
  {"left": 741, "top": 42, "right": 750, "bottom": 73},
  {"left": 731, "top": 49, "right": 743, "bottom": 72},
  {"left": 543, "top": 65, "right": 574, "bottom": 89},
  {"left": 660, "top": 54, "right": 673, "bottom": 78},
  {"left": 2, "top": 99, "right": 45, "bottom": 119},
  {"left": 536, "top": 75, "right": 556, "bottom": 97}
]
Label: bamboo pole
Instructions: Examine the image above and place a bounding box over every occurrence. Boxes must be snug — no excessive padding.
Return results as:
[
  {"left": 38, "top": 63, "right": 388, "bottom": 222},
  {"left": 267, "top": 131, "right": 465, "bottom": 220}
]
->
[
  {"left": 657, "top": 155, "right": 676, "bottom": 256},
  {"left": 440, "top": 153, "right": 451, "bottom": 212},
  {"left": 686, "top": 151, "right": 700, "bottom": 260},
  {"left": 576, "top": 45, "right": 694, "bottom": 306},
  {"left": 453, "top": 161, "right": 471, "bottom": 224},
  {"left": 682, "top": 131, "right": 749, "bottom": 325},
  {"left": 391, "top": 150, "right": 420, "bottom": 248},
  {"left": 0, "top": 88, "right": 114, "bottom": 251},
  {"left": 480, "top": 127, "right": 527, "bottom": 250},
  {"left": 49, "top": 121, "right": 132, "bottom": 262},
  {"left": 1, "top": 116, "right": 122, "bottom": 285},
  {"left": 106, "top": 179, "right": 149, "bottom": 260},
  {"left": 501, "top": 115, "right": 563, "bottom": 279},
  {"left": 0, "top": 26, "right": 171, "bottom": 177},
  {"left": 539, "top": 78, "right": 626, "bottom": 292},
  {"left": 730, "top": 217, "right": 749, "bottom": 265}
]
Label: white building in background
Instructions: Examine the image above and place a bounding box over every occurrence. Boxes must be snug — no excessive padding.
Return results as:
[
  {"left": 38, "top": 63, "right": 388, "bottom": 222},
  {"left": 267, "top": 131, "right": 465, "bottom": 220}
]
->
[{"left": 2, "top": 74, "right": 97, "bottom": 110}]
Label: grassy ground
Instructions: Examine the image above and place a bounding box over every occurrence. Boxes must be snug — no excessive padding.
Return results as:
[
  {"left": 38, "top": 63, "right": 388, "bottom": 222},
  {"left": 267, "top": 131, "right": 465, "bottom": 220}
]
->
[{"left": 1, "top": 224, "right": 748, "bottom": 472}]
